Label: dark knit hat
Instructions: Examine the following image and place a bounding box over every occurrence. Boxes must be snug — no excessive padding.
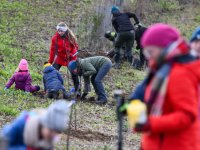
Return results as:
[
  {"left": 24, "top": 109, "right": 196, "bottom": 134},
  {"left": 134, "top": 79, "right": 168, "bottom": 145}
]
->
[
  {"left": 190, "top": 27, "right": 200, "bottom": 43},
  {"left": 111, "top": 6, "right": 120, "bottom": 14}
]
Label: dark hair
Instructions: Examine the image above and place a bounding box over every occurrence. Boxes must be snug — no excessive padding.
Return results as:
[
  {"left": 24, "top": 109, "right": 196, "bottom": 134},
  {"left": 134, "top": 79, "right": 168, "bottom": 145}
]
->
[{"left": 44, "top": 61, "right": 49, "bottom": 65}]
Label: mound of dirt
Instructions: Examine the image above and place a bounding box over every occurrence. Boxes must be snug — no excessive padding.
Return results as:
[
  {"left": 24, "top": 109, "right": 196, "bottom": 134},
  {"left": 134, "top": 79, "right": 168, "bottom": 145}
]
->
[{"left": 66, "top": 129, "right": 117, "bottom": 142}]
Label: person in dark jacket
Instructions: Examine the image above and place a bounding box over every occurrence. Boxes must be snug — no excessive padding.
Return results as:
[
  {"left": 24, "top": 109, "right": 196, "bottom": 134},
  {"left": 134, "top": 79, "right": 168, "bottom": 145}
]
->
[
  {"left": 135, "top": 25, "right": 147, "bottom": 69},
  {"left": 105, "top": 26, "right": 147, "bottom": 70},
  {"left": 68, "top": 56, "right": 112, "bottom": 105},
  {"left": 111, "top": 6, "right": 140, "bottom": 69},
  {"left": 43, "top": 62, "right": 69, "bottom": 99},
  {"left": 104, "top": 31, "right": 127, "bottom": 59}
]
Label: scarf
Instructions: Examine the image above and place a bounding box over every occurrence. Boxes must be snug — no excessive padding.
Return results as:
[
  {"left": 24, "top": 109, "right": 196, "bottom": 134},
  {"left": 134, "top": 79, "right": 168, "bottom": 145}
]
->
[{"left": 146, "top": 38, "right": 192, "bottom": 116}]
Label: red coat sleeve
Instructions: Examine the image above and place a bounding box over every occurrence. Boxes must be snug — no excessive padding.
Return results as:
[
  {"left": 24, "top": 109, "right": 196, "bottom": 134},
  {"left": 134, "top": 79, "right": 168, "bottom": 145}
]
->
[
  {"left": 149, "top": 68, "right": 198, "bottom": 134},
  {"left": 69, "top": 42, "right": 78, "bottom": 61},
  {"left": 48, "top": 37, "right": 56, "bottom": 64}
]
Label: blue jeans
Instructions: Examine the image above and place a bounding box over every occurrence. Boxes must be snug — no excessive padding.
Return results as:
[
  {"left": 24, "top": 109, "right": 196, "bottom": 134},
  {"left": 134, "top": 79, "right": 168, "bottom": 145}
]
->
[{"left": 91, "top": 61, "right": 112, "bottom": 100}]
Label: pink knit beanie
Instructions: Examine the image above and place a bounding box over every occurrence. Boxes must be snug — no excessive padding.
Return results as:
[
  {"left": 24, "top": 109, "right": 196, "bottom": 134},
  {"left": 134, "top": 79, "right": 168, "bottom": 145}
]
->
[
  {"left": 18, "top": 59, "right": 28, "bottom": 71},
  {"left": 141, "top": 23, "right": 181, "bottom": 48}
]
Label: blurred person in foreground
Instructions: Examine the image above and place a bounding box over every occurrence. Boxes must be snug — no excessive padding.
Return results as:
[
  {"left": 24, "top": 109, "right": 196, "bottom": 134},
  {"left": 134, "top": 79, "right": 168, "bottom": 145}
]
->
[
  {"left": 126, "top": 23, "right": 200, "bottom": 150},
  {"left": 1, "top": 100, "right": 71, "bottom": 150}
]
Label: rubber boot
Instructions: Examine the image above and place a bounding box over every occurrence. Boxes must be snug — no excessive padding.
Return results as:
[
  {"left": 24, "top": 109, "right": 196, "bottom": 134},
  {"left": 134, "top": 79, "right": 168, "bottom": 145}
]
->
[
  {"left": 127, "top": 55, "right": 133, "bottom": 66},
  {"left": 96, "top": 99, "right": 107, "bottom": 105}
]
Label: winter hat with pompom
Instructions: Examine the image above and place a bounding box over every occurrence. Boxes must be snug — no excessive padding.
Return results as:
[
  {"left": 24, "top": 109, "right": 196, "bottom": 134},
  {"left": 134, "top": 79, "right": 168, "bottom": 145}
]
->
[{"left": 18, "top": 59, "right": 28, "bottom": 71}]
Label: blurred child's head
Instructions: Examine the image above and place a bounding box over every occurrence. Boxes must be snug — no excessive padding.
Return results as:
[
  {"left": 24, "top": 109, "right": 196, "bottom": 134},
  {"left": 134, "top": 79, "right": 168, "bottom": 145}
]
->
[
  {"left": 39, "top": 100, "right": 69, "bottom": 141},
  {"left": 18, "top": 59, "right": 28, "bottom": 71}
]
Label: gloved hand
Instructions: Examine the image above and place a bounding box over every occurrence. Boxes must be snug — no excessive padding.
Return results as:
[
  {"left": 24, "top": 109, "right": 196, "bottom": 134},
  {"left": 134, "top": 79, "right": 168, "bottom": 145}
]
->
[
  {"left": 70, "top": 87, "right": 75, "bottom": 94},
  {"left": 4, "top": 87, "right": 8, "bottom": 91},
  {"left": 127, "top": 100, "right": 148, "bottom": 131},
  {"left": 134, "top": 23, "right": 142, "bottom": 28},
  {"left": 81, "top": 92, "right": 88, "bottom": 100},
  {"left": 138, "top": 23, "right": 142, "bottom": 28},
  {"left": 134, "top": 121, "right": 150, "bottom": 132},
  {"left": 119, "top": 103, "right": 129, "bottom": 116}
]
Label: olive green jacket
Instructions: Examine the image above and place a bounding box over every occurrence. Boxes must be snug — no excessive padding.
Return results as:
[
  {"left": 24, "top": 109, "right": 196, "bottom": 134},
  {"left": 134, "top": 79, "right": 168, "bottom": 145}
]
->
[{"left": 77, "top": 56, "right": 112, "bottom": 92}]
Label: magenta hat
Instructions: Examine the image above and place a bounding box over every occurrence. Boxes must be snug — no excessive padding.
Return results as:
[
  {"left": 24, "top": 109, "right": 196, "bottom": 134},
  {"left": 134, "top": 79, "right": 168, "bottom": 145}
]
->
[
  {"left": 141, "top": 23, "right": 181, "bottom": 48},
  {"left": 18, "top": 59, "right": 28, "bottom": 71}
]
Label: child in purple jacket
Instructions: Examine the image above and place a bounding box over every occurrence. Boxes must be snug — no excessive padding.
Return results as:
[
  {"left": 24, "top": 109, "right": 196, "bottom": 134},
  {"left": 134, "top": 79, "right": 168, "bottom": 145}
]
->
[{"left": 4, "top": 59, "right": 40, "bottom": 93}]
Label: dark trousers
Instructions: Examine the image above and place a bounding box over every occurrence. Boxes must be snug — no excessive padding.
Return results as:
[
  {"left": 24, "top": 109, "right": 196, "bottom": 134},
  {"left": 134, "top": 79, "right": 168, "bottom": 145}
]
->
[
  {"left": 139, "top": 48, "right": 146, "bottom": 68},
  {"left": 47, "top": 89, "right": 69, "bottom": 99},
  {"left": 114, "top": 30, "right": 135, "bottom": 64},
  {"left": 53, "top": 63, "right": 80, "bottom": 91},
  {"left": 47, "top": 90, "right": 59, "bottom": 99},
  {"left": 91, "top": 61, "right": 112, "bottom": 101}
]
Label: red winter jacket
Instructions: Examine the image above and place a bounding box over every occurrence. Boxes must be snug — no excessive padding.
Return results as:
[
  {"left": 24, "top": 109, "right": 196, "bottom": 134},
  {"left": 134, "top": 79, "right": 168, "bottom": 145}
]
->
[
  {"left": 142, "top": 61, "right": 200, "bottom": 150},
  {"left": 48, "top": 32, "right": 78, "bottom": 66}
]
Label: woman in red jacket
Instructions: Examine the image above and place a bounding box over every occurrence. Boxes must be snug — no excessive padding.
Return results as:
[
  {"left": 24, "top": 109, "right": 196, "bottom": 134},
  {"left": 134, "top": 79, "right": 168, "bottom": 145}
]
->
[
  {"left": 131, "top": 24, "right": 200, "bottom": 150},
  {"left": 48, "top": 22, "right": 79, "bottom": 91}
]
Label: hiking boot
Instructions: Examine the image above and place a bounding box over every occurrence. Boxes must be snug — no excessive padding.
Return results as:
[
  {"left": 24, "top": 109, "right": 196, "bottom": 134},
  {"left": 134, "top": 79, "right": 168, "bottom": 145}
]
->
[
  {"left": 96, "top": 99, "right": 107, "bottom": 105},
  {"left": 113, "top": 63, "right": 120, "bottom": 69},
  {"left": 52, "top": 92, "right": 59, "bottom": 99},
  {"left": 81, "top": 93, "right": 88, "bottom": 101},
  {"left": 35, "top": 86, "right": 40, "bottom": 91},
  {"left": 127, "top": 56, "right": 133, "bottom": 66}
]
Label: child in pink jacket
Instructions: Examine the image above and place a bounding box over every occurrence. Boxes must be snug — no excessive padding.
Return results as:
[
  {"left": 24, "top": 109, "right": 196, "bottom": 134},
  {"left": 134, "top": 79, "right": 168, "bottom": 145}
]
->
[{"left": 5, "top": 59, "right": 40, "bottom": 93}]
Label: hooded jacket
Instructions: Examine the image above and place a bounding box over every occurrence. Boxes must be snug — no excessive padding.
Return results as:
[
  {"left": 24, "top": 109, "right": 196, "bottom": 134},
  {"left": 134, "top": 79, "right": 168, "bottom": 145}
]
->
[
  {"left": 43, "top": 66, "right": 65, "bottom": 91},
  {"left": 112, "top": 12, "right": 139, "bottom": 33},
  {"left": 2, "top": 110, "right": 52, "bottom": 150}
]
